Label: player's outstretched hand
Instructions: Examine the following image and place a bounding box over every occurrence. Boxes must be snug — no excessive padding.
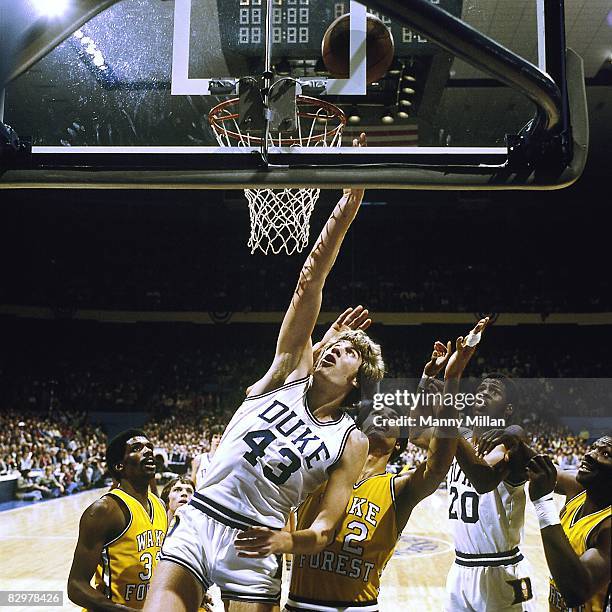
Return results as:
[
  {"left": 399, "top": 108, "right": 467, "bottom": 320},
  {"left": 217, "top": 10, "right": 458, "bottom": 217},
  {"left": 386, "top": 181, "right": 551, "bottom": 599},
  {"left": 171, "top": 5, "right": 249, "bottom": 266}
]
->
[
  {"left": 444, "top": 317, "right": 490, "bottom": 380},
  {"left": 423, "top": 340, "right": 452, "bottom": 378},
  {"left": 314, "top": 305, "right": 371, "bottom": 362},
  {"left": 477, "top": 425, "right": 525, "bottom": 457},
  {"left": 343, "top": 132, "right": 366, "bottom": 199},
  {"left": 527, "top": 454, "right": 557, "bottom": 501},
  {"left": 235, "top": 526, "right": 292, "bottom": 558}
]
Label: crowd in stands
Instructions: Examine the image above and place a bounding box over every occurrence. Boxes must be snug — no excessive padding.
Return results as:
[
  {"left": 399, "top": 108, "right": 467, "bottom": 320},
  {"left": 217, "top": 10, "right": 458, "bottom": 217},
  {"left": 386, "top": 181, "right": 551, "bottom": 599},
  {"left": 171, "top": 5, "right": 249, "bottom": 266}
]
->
[{"left": 0, "top": 409, "right": 107, "bottom": 501}]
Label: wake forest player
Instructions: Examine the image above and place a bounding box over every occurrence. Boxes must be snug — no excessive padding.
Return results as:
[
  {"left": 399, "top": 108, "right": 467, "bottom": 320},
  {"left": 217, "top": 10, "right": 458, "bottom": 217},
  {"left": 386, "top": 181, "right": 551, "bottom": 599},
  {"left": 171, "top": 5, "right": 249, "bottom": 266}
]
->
[
  {"left": 480, "top": 431, "right": 612, "bottom": 611},
  {"left": 287, "top": 321, "right": 488, "bottom": 612},
  {"left": 68, "top": 429, "right": 167, "bottom": 611},
  {"left": 145, "top": 134, "right": 385, "bottom": 612},
  {"left": 411, "top": 323, "right": 536, "bottom": 611}
]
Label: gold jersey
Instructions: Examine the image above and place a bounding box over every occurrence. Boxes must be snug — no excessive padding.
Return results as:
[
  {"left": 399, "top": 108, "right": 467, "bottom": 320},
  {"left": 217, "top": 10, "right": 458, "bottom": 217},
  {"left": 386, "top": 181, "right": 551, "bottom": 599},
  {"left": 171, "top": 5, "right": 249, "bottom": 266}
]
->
[
  {"left": 91, "top": 488, "right": 167, "bottom": 609},
  {"left": 549, "top": 490, "right": 611, "bottom": 612},
  {"left": 288, "top": 472, "right": 399, "bottom": 609}
]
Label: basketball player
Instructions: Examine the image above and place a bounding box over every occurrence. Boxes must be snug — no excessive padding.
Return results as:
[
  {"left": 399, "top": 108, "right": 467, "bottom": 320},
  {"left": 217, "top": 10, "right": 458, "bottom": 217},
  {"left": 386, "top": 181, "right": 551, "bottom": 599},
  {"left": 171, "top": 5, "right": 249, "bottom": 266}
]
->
[
  {"left": 479, "top": 432, "right": 611, "bottom": 610},
  {"left": 161, "top": 477, "right": 219, "bottom": 612},
  {"left": 191, "top": 429, "right": 223, "bottom": 490},
  {"left": 286, "top": 321, "right": 486, "bottom": 611},
  {"left": 67, "top": 429, "right": 168, "bottom": 611},
  {"left": 527, "top": 438, "right": 611, "bottom": 612},
  {"left": 441, "top": 369, "right": 536, "bottom": 612},
  {"left": 161, "top": 477, "right": 196, "bottom": 524},
  {"left": 145, "top": 133, "right": 385, "bottom": 612}
]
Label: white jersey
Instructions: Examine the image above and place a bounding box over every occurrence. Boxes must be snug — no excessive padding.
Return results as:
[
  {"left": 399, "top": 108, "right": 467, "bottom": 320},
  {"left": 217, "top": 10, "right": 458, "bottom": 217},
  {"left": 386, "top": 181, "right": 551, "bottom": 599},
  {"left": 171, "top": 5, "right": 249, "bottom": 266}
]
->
[
  {"left": 194, "top": 452, "right": 213, "bottom": 490},
  {"left": 447, "top": 446, "right": 527, "bottom": 558},
  {"left": 196, "top": 375, "right": 356, "bottom": 528}
]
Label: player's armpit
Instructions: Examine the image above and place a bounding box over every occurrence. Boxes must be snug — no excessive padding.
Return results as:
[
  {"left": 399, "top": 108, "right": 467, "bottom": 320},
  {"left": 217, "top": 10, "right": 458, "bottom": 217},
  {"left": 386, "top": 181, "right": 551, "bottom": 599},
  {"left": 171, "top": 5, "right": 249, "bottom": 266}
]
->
[
  {"left": 67, "top": 497, "right": 133, "bottom": 611},
  {"left": 289, "top": 428, "right": 368, "bottom": 555}
]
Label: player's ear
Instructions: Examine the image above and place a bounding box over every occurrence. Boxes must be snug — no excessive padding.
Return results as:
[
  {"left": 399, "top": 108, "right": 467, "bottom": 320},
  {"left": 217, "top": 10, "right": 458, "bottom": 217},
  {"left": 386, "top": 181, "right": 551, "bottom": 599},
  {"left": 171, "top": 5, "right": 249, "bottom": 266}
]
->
[{"left": 351, "top": 376, "right": 360, "bottom": 389}]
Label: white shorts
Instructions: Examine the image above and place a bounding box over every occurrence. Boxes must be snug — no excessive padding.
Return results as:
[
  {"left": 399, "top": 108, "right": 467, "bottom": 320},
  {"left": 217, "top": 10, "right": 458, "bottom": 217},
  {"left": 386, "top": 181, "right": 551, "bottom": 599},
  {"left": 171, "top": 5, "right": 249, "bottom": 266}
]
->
[
  {"left": 160, "top": 493, "right": 282, "bottom": 605},
  {"left": 445, "top": 549, "right": 536, "bottom": 611}
]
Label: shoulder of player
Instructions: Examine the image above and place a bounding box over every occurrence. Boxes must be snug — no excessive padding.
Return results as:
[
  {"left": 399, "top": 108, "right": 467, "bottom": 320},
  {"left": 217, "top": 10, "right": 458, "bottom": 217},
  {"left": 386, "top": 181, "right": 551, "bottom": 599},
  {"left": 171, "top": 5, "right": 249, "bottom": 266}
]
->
[
  {"left": 80, "top": 494, "right": 129, "bottom": 540},
  {"left": 345, "top": 427, "right": 368, "bottom": 454},
  {"left": 332, "top": 428, "right": 367, "bottom": 473}
]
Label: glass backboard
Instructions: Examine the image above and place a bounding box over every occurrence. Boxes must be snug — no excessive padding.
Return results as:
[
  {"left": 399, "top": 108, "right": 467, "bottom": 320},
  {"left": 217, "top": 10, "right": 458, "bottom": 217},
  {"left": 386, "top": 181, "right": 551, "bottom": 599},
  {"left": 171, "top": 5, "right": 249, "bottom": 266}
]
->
[{"left": 1, "top": 0, "right": 585, "bottom": 189}]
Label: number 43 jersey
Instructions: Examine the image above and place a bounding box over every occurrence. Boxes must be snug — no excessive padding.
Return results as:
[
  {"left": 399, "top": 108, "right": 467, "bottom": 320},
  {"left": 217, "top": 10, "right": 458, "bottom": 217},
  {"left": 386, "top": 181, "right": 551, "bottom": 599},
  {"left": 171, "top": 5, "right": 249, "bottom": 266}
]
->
[{"left": 197, "top": 375, "right": 356, "bottom": 528}]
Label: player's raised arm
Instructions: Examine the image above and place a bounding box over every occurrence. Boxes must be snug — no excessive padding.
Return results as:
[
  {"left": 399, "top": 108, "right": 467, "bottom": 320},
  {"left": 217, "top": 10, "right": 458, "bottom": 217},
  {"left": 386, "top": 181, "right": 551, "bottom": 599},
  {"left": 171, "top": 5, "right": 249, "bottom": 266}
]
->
[
  {"left": 527, "top": 452, "right": 611, "bottom": 608},
  {"left": 67, "top": 497, "right": 136, "bottom": 612},
  {"left": 234, "top": 428, "right": 368, "bottom": 556},
  {"left": 247, "top": 135, "right": 367, "bottom": 397},
  {"left": 395, "top": 326, "right": 487, "bottom": 527}
]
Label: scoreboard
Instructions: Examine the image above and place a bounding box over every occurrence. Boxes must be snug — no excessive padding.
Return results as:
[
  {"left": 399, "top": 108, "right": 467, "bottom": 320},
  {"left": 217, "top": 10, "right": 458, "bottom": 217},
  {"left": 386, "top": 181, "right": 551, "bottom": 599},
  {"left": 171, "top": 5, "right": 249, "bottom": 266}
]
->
[{"left": 217, "top": 0, "right": 464, "bottom": 58}]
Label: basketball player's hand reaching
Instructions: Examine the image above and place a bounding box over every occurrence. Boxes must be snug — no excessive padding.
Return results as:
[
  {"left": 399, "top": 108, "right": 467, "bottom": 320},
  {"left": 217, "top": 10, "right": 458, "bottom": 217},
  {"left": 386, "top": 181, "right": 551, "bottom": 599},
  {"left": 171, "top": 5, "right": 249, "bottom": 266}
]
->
[
  {"left": 423, "top": 340, "right": 453, "bottom": 378},
  {"left": 343, "top": 132, "right": 366, "bottom": 200},
  {"left": 526, "top": 454, "right": 557, "bottom": 500},
  {"left": 320, "top": 304, "right": 371, "bottom": 343},
  {"left": 477, "top": 425, "right": 526, "bottom": 458},
  {"left": 235, "top": 527, "right": 293, "bottom": 557},
  {"left": 444, "top": 317, "right": 490, "bottom": 380}
]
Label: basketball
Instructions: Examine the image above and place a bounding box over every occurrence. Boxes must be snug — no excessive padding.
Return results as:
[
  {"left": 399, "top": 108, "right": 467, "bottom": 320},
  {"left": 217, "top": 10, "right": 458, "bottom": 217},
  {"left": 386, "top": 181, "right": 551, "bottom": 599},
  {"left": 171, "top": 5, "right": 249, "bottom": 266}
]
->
[{"left": 321, "top": 13, "right": 395, "bottom": 84}]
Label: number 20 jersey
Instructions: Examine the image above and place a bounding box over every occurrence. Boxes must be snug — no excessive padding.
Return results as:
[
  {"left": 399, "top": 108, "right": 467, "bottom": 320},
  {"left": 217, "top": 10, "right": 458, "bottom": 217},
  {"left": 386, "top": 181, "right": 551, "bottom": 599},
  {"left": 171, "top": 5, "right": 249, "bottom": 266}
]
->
[
  {"left": 447, "top": 447, "right": 527, "bottom": 556},
  {"left": 198, "top": 375, "right": 357, "bottom": 528}
]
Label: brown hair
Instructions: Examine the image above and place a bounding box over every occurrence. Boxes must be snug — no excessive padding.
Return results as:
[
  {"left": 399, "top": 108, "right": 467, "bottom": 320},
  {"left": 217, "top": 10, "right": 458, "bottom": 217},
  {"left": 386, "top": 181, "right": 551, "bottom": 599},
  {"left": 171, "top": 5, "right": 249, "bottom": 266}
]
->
[{"left": 160, "top": 476, "right": 196, "bottom": 506}]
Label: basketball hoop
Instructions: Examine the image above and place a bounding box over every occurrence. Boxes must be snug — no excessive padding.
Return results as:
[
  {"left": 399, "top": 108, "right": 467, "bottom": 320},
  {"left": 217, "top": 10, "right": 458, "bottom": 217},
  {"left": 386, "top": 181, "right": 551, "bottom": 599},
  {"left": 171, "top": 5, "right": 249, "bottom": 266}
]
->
[{"left": 209, "top": 95, "right": 346, "bottom": 255}]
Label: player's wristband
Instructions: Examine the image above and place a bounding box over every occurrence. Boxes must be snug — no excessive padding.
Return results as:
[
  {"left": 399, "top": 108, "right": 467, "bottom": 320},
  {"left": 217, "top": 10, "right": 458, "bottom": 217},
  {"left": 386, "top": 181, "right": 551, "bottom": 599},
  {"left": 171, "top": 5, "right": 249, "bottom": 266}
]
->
[
  {"left": 532, "top": 495, "right": 560, "bottom": 529},
  {"left": 465, "top": 330, "right": 482, "bottom": 347}
]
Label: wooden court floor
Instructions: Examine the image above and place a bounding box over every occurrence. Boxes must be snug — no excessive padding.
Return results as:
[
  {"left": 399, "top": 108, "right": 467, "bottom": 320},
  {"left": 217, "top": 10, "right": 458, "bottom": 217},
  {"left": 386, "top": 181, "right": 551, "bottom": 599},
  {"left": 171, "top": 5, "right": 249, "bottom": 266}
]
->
[{"left": 0, "top": 488, "right": 558, "bottom": 611}]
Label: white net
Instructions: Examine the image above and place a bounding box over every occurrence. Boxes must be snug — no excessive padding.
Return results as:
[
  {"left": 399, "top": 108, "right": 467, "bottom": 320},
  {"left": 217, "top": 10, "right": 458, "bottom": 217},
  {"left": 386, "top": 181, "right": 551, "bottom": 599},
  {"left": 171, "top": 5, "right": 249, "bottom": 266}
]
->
[
  {"left": 209, "top": 94, "right": 345, "bottom": 255},
  {"left": 244, "top": 187, "right": 320, "bottom": 255}
]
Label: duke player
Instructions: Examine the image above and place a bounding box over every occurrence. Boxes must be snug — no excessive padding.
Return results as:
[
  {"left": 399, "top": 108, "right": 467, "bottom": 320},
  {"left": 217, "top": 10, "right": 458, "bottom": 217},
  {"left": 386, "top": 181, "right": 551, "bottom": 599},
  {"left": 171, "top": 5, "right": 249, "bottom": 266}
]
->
[
  {"left": 144, "top": 134, "right": 385, "bottom": 612},
  {"left": 191, "top": 429, "right": 223, "bottom": 490},
  {"left": 411, "top": 323, "right": 535, "bottom": 611},
  {"left": 443, "top": 371, "right": 536, "bottom": 612}
]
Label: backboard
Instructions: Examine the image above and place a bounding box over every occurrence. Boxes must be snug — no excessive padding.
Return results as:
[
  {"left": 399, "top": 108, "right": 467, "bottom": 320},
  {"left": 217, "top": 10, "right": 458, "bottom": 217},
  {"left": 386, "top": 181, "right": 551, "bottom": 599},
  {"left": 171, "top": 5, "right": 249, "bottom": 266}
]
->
[{"left": 0, "top": 0, "right": 587, "bottom": 189}]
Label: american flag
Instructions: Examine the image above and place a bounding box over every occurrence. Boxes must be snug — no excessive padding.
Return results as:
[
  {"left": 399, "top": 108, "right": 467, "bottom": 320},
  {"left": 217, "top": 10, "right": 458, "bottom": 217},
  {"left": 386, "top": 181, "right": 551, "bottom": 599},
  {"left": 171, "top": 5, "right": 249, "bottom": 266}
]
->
[{"left": 343, "top": 123, "right": 419, "bottom": 147}]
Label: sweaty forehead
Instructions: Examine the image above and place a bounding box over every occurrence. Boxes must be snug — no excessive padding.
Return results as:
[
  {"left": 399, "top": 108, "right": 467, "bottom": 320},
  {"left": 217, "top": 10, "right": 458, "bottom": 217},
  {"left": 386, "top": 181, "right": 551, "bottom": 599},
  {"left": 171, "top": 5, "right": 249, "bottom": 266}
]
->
[
  {"left": 126, "top": 436, "right": 151, "bottom": 448},
  {"left": 480, "top": 378, "right": 505, "bottom": 391}
]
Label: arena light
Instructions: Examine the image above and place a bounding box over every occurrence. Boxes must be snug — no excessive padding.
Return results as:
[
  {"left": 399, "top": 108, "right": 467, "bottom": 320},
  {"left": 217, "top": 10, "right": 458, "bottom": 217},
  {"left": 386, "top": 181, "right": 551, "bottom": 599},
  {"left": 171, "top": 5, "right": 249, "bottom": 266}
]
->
[
  {"left": 397, "top": 110, "right": 410, "bottom": 120},
  {"left": 347, "top": 106, "right": 361, "bottom": 124},
  {"left": 381, "top": 108, "right": 394, "bottom": 124},
  {"left": 31, "top": 0, "right": 71, "bottom": 18}
]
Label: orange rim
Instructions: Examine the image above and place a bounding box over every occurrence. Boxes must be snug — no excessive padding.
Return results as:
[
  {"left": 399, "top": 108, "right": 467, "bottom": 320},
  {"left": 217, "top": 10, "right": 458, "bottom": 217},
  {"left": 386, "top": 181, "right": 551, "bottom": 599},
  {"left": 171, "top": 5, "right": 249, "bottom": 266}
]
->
[{"left": 209, "top": 95, "right": 346, "bottom": 147}]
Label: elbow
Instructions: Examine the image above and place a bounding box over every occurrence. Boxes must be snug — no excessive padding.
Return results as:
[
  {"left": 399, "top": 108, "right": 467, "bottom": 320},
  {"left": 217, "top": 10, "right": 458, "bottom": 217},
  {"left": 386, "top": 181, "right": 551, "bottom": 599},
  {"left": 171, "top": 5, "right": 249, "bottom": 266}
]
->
[{"left": 66, "top": 580, "right": 79, "bottom": 605}]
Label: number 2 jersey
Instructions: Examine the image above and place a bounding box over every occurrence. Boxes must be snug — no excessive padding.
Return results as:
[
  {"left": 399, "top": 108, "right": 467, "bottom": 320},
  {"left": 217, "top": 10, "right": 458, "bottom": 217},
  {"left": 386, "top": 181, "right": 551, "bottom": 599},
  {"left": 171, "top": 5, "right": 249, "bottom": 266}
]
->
[
  {"left": 288, "top": 472, "right": 399, "bottom": 611},
  {"left": 91, "top": 488, "right": 167, "bottom": 609},
  {"left": 195, "top": 375, "right": 357, "bottom": 528}
]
